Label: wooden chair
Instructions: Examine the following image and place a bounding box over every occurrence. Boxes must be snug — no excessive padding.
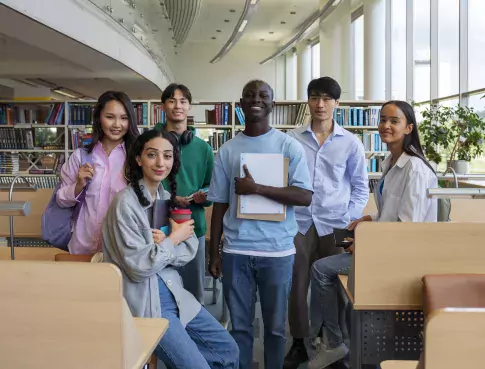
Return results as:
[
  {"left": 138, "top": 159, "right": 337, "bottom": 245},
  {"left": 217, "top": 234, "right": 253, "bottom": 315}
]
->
[
  {"left": 0, "top": 260, "right": 166, "bottom": 369},
  {"left": 54, "top": 253, "right": 159, "bottom": 369}
]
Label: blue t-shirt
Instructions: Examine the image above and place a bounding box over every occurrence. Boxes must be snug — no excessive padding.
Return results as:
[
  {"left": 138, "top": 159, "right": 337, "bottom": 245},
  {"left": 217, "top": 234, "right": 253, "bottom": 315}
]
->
[{"left": 207, "top": 129, "right": 312, "bottom": 255}]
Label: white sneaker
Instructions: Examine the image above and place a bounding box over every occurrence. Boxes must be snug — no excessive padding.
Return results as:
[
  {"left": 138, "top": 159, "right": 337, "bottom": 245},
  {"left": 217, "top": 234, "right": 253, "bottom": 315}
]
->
[{"left": 307, "top": 343, "right": 349, "bottom": 369}]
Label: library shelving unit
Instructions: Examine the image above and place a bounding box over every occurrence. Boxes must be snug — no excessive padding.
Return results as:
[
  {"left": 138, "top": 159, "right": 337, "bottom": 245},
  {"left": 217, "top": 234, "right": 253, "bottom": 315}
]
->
[{"left": 0, "top": 99, "right": 385, "bottom": 187}]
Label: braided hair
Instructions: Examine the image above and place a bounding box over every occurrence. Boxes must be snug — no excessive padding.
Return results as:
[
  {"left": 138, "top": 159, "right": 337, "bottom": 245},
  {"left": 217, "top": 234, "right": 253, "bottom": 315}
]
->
[{"left": 124, "top": 129, "right": 180, "bottom": 207}]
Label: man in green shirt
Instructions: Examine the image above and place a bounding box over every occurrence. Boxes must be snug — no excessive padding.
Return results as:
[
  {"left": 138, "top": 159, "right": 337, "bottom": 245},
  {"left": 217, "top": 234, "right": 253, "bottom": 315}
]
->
[{"left": 155, "top": 83, "right": 214, "bottom": 304}]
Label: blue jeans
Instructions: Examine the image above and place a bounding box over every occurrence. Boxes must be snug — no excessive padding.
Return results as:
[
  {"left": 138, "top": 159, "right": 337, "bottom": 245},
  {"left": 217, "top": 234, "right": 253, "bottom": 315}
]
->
[
  {"left": 310, "top": 253, "right": 351, "bottom": 348},
  {"left": 179, "top": 236, "right": 206, "bottom": 304},
  {"left": 222, "top": 253, "right": 294, "bottom": 369},
  {"left": 155, "top": 277, "right": 239, "bottom": 368}
]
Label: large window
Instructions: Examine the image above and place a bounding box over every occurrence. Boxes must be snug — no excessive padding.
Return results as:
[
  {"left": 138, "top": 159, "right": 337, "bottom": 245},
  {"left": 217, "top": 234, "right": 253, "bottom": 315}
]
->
[
  {"left": 438, "top": 0, "right": 459, "bottom": 97},
  {"left": 311, "top": 43, "right": 320, "bottom": 79},
  {"left": 414, "top": 0, "right": 431, "bottom": 103},
  {"left": 468, "top": 0, "right": 485, "bottom": 91},
  {"left": 352, "top": 15, "right": 364, "bottom": 100},
  {"left": 391, "top": 0, "right": 406, "bottom": 100}
]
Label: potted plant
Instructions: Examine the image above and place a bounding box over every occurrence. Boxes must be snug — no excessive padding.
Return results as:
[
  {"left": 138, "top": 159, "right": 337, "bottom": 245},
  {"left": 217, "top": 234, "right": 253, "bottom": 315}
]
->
[{"left": 418, "top": 104, "right": 485, "bottom": 174}]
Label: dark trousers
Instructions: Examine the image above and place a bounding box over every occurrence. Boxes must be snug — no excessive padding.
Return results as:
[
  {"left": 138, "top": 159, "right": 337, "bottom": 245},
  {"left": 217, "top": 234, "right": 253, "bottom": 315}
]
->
[{"left": 288, "top": 224, "right": 342, "bottom": 339}]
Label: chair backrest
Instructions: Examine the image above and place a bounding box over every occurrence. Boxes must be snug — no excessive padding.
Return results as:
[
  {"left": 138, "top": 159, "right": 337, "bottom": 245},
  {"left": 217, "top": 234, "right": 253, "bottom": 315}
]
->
[
  {"left": 54, "top": 253, "right": 94, "bottom": 262},
  {"left": 0, "top": 261, "right": 145, "bottom": 369}
]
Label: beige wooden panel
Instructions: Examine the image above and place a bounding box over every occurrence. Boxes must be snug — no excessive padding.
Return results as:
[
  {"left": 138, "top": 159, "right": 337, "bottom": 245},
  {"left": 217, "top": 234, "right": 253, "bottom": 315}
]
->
[
  {"left": 0, "top": 246, "right": 66, "bottom": 260},
  {"left": 426, "top": 309, "right": 485, "bottom": 369},
  {"left": 0, "top": 188, "right": 52, "bottom": 237},
  {"left": 0, "top": 261, "right": 166, "bottom": 369},
  {"left": 380, "top": 361, "right": 418, "bottom": 369},
  {"left": 363, "top": 194, "right": 485, "bottom": 222},
  {"left": 352, "top": 222, "right": 485, "bottom": 310}
]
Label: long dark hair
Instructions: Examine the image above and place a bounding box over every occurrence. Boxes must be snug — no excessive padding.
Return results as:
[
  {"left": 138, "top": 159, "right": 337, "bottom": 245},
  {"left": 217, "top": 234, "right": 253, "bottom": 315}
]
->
[
  {"left": 124, "top": 129, "right": 180, "bottom": 207},
  {"left": 86, "top": 91, "right": 140, "bottom": 154},
  {"left": 381, "top": 100, "right": 436, "bottom": 174}
]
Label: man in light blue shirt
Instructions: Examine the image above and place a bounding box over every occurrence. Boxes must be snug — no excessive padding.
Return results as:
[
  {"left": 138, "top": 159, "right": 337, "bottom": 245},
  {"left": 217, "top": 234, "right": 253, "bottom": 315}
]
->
[
  {"left": 208, "top": 80, "right": 313, "bottom": 369},
  {"left": 284, "top": 77, "right": 369, "bottom": 369}
]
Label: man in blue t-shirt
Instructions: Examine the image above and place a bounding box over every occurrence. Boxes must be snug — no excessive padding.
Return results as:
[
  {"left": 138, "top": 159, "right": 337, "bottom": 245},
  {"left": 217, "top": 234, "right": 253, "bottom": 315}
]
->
[{"left": 208, "top": 80, "right": 313, "bottom": 369}]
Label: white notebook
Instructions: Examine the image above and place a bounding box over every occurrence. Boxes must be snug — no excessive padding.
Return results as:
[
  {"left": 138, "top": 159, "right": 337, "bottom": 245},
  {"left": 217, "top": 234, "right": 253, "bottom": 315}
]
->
[{"left": 239, "top": 153, "right": 285, "bottom": 215}]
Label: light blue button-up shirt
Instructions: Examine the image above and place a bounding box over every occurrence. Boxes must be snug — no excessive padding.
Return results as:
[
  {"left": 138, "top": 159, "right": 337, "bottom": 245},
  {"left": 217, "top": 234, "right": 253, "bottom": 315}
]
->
[{"left": 287, "top": 122, "right": 369, "bottom": 236}]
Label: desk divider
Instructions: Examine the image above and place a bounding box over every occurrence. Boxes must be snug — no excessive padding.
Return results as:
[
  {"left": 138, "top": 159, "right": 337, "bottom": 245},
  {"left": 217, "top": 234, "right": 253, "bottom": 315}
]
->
[
  {"left": 351, "top": 222, "right": 485, "bottom": 310},
  {"left": 0, "top": 260, "right": 164, "bottom": 369}
]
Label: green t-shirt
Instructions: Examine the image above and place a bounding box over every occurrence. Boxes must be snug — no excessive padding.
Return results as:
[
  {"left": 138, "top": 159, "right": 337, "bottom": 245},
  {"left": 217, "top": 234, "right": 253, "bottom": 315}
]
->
[{"left": 155, "top": 124, "right": 214, "bottom": 238}]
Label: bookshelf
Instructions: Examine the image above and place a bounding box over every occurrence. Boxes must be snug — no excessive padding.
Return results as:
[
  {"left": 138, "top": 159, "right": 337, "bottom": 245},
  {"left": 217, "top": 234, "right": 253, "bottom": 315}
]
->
[{"left": 0, "top": 99, "right": 386, "bottom": 184}]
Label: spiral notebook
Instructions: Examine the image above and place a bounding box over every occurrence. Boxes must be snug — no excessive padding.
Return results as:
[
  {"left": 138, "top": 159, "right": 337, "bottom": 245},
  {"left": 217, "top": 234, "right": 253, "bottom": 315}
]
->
[{"left": 237, "top": 153, "right": 289, "bottom": 222}]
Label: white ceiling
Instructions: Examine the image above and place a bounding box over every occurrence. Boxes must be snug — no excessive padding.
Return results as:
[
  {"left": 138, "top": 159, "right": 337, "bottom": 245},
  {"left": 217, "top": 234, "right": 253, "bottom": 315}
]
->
[
  {"left": 0, "top": 4, "right": 162, "bottom": 100},
  {"left": 187, "top": 0, "right": 320, "bottom": 46}
]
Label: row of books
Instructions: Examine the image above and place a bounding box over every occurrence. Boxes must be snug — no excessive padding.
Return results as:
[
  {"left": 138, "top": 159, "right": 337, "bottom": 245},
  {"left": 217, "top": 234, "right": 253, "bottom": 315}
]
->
[
  {"left": 0, "top": 153, "right": 19, "bottom": 174},
  {"left": 71, "top": 131, "right": 93, "bottom": 150},
  {"left": 0, "top": 175, "right": 58, "bottom": 188},
  {"left": 207, "top": 131, "right": 232, "bottom": 151},
  {"left": 333, "top": 107, "right": 381, "bottom": 126},
  {"left": 0, "top": 127, "right": 34, "bottom": 149},
  {"left": 356, "top": 132, "right": 388, "bottom": 152},
  {"left": 367, "top": 157, "right": 385, "bottom": 173},
  {"left": 69, "top": 103, "right": 148, "bottom": 126},
  {"left": 0, "top": 104, "right": 64, "bottom": 125}
]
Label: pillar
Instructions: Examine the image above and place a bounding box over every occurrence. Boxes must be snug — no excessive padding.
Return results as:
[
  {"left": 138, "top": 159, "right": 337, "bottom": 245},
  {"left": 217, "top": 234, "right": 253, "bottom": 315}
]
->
[
  {"left": 297, "top": 42, "right": 312, "bottom": 100},
  {"left": 363, "top": 0, "right": 386, "bottom": 100},
  {"left": 285, "top": 49, "right": 297, "bottom": 100},
  {"left": 319, "top": 0, "right": 352, "bottom": 99},
  {"left": 274, "top": 55, "right": 286, "bottom": 100}
]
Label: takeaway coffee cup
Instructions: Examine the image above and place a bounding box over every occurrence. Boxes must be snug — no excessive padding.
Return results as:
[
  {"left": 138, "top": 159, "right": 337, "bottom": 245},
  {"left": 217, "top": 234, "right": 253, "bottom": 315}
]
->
[{"left": 171, "top": 209, "right": 192, "bottom": 224}]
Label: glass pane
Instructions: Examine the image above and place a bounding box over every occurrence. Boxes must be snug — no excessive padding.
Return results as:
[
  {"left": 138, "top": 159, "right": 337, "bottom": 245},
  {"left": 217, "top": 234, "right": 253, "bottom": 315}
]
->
[
  {"left": 391, "top": 0, "right": 406, "bottom": 100},
  {"left": 468, "top": 0, "right": 485, "bottom": 91},
  {"left": 311, "top": 43, "right": 320, "bottom": 79},
  {"left": 353, "top": 16, "right": 364, "bottom": 100},
  {"left": 414, "top": 0, "right": 431, "bottom": 103},
  {"left": 438, "top": 0, "right": 460, "bottom": 97}
]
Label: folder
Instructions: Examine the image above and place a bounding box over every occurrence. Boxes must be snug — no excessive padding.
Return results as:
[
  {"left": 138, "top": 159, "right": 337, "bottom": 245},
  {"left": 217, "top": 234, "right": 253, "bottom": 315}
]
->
[
  {"left": 149, "top": 199, "right": 170, "bottom": 234},
  {"left": 237, "top": 154, "right": 290, "bottom": 222}
]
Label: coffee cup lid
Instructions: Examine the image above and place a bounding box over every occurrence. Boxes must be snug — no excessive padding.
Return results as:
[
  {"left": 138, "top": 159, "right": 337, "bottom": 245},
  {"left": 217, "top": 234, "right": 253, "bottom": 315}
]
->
[{"left": 172, "top": 209, "right": 192, "bottom": 215}]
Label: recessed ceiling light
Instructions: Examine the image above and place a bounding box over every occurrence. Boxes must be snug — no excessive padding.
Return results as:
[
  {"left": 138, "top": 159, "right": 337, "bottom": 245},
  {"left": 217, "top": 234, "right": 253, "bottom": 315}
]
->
[
  {"left": 212, "top": 37, "right": 217, "bottom": 39},
  {"left": 216, "top": 30, "right": 222, "bottom": 32},
  {"left": 290, "top": 11, "right": 296, "bottom": 14},
  {"left": 229, "top": 9, "right": 236, "bottom": 12},
  {"left": 269, "top": 31, "right": 274, "bottom": 34},
  {"left": 224, "top": 19, "right": 230, "bottom": 23},
  {"left": 281, "top": 21, "right": 286, "bottom": 24},
  {"left": 260, "top": 38, "right": 265, "bottom": 41}
]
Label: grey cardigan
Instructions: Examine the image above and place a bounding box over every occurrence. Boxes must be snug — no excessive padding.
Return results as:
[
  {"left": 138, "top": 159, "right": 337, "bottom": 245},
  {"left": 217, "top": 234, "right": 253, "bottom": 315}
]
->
[{"left": 102, "top": 179, "right": 201, "bottom": 326}]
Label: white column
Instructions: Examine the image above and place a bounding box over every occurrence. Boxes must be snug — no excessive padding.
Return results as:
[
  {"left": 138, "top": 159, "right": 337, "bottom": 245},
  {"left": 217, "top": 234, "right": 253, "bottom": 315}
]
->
[
  {"left": 285, "top": 49, "right": 297, "bottom": 100},
  {"left": 319, "top": 0, "right": 352, "bottom": 99},
  {"left": 274, "top": 55, "right": 286, "bottom": 100},
  {"left": 363, "top": 0, "right": 386, "bottom": 100},
  {"left": 297, "top": 42, "right": 312, "bottom": 100}
]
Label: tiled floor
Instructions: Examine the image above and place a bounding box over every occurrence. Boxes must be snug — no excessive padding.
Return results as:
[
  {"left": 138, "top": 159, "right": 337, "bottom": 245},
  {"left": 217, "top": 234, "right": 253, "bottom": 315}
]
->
[{"left": 158, "top": 276, "right": 351, "bottom": 369}]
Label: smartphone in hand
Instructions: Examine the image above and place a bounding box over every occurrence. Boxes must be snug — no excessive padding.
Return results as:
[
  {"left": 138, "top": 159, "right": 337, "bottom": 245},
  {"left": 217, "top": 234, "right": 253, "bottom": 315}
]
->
[{"left": 333, "top": 228, "right": 355, "bottom": 249}]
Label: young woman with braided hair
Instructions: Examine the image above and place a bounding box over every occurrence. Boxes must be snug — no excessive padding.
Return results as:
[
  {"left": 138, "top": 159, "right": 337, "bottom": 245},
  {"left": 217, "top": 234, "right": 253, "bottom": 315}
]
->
[{"left": 102, "top": 129, "right": 238, "bottom": 369}]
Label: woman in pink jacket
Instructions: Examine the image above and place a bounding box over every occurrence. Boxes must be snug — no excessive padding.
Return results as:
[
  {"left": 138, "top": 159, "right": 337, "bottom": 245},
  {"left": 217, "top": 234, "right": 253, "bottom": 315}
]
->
[{"left": 56, "top": 91, "right": 140, "bottom": 254}]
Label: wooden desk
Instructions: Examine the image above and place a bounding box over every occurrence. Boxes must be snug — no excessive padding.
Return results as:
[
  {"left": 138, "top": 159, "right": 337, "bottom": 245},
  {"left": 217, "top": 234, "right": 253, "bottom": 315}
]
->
[
  {"left": 134, "top": 318, "right": 168, "bottom": 369},
  {"left": 338, "top": 275, "right": 353, "bottom": 305},
  {"left": 380, "top": 361, "right": 418, "bottom": 369},
  {"left": 340, "top": 222, "right": 485, "bottom": 369},
  {"left": 0, "top": 246, "right": 66, "bottom": 260}
]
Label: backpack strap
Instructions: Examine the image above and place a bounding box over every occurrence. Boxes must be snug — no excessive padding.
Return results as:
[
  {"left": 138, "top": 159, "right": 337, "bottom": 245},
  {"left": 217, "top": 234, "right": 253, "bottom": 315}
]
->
[{"left": 72, "top": 149, "right": 94, "bottom": 222}]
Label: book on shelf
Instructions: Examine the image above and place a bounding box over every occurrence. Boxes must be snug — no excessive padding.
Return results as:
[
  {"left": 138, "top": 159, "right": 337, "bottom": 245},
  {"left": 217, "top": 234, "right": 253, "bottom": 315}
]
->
[
  {"left": 207, "top": 130, "right": 232, "bottom": 151},
  {"left": 355, "top": 131, "right": 388, "bottom": 152},
  {"left": 70, "top": 130, "right": 93, "bottom": 150},
  {"left": 0, "top": 103, "right": 64, "bottom": 125},
  {"left": 0, "top": 127, "right": 34, "bottom": 149},
  {"left": 204, "top": 103, "right": 231, "bottom": 125},
  {"left": 333, "top": 107, "right": 381, "bottom": 126}
]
